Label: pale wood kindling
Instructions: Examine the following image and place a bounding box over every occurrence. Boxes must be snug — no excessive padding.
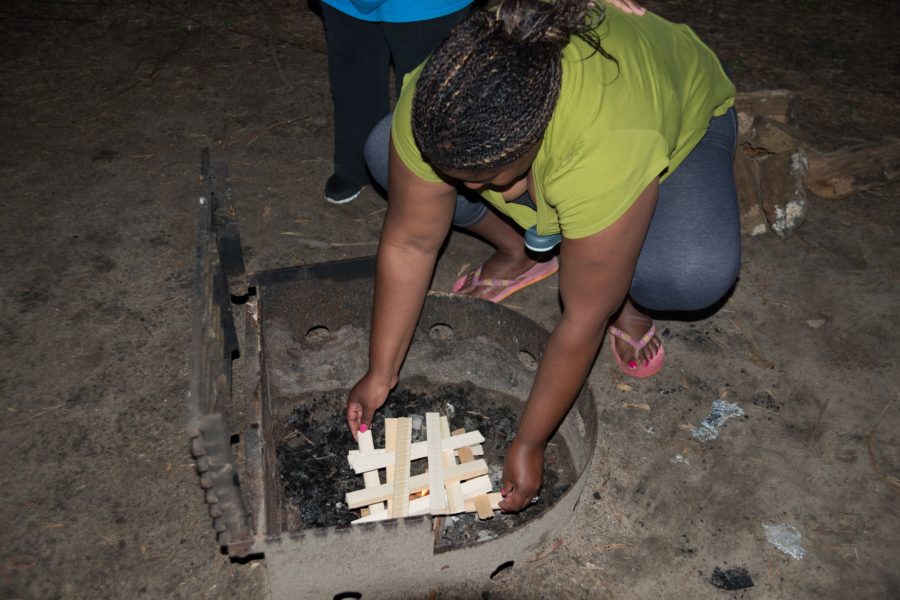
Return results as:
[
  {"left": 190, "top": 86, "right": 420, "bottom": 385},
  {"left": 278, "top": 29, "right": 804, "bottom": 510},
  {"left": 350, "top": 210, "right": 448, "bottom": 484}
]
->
[
  {"left": 441, "top": 416, "right": 465, "bottom": 514},
  {"left": 384, "top": 417, "right": 398, "bottom": 515},
  {"left": 346, "top": 413, "right": 499, "bottom": 523},
  {"left": 473, "top": 494, "right": 494, "bottom": 520},
  {"left": 346, "top": 459, "right": 490, "bottom": 508},
  {"left": 390, "top": 417, "right": 412, "bottom": 517},
  {"left": 357, "top": 430, "right": 386, "bottom": 516},
  {"left": 464, "top": 492, "right": 502, "bottom": 514},
  {"left": 347, "top": 431, "right": 485, "bottom": 473},
  {"left": 426, "top": 413, "right": 449, "bottom": 515}
]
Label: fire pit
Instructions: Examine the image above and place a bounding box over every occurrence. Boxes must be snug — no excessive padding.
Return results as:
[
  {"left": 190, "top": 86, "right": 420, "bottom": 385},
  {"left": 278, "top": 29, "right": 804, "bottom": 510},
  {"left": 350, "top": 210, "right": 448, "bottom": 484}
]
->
[{"left": 189, "top": 153, "right": 598, "bottom": 599}]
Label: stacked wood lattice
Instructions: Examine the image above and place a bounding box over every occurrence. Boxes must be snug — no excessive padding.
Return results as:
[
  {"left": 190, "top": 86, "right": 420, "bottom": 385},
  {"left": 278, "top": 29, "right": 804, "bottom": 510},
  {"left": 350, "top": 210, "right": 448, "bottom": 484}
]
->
[{"left": 346, "top": 413, "right": 500, "bottom": 523}]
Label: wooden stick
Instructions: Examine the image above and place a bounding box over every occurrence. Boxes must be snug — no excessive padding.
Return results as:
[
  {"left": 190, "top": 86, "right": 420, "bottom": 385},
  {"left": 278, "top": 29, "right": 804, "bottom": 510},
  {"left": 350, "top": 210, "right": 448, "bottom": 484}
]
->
[
  {"left": 473, "top": 494, "right": 495, "bottom": 520},
  {"left": 459, "top": 474, "right": 493, "bottom": 498},
  {"left": 348, "top": 431, "right": 485, "bottom": 473},
  {"left": 452, "top": 428, "right": 476, "bottom": 464},
  {"left": 357, "top": 430, "right": 386, "bottom": 517},
  {"left": 353, "top": 474, "right": 494, "bottom": 524},
  {"left": 464, "top": 492, "right": 502, "bottom": 513},
  {"left": 384, "top": 418, "right": 397, "bottom": 516},
  {"left": 389, "top": 418, "right": 412, "bottom": 517},
  {"left": 441, "top": 417, "right": 465, "bottom": 514},
  {"left": 347, "top": 459, "right": 489, "bottom": 509},
  {"left": 426, "top": 413, "right": 449, "bottom": 515}
]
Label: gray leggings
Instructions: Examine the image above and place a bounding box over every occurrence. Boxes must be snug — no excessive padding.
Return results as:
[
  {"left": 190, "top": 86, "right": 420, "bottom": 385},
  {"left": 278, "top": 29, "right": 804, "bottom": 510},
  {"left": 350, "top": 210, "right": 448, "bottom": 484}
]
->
[{"left": 363, "top": 110, "right": 740, "bottom": 311}]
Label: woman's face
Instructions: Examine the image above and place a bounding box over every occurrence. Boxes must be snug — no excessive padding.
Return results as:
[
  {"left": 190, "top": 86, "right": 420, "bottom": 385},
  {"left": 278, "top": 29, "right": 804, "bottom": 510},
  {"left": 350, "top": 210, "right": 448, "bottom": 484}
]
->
[{"left": 438, "top": 140, "right": 542, "bottom": 195}]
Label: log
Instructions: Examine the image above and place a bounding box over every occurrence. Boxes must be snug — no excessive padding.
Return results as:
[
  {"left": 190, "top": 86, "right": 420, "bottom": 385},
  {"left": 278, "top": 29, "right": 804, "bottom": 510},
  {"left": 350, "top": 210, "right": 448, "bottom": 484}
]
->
[
  {"left": 746, "top": 116, "right": 808, "bottom": 154},
  {"left": 805, "top": 139, "right": 900, "bottom": 200},
  {"left": 734, "top": 89, "right": 795, "bottom": 143},
  {"left": 753, "top": 149, "right": 809, "bottom": 239},
  {"left": 733, "top": 148, "right": 769, "bottom": 237}
]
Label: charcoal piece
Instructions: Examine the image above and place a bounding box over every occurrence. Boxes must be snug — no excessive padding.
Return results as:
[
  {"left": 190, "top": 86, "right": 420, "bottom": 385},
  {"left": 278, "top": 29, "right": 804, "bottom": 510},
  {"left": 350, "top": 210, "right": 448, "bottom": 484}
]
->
[{"left": 710, "top": 566, "right": 754, "bottom": 590}]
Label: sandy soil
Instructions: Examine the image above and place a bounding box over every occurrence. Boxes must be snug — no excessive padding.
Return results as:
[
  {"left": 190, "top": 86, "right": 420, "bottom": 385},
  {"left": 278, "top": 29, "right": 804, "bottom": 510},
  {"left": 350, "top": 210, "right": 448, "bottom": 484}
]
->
[{"left": 1, "top": 0, "right": 898, "bottom": 598}]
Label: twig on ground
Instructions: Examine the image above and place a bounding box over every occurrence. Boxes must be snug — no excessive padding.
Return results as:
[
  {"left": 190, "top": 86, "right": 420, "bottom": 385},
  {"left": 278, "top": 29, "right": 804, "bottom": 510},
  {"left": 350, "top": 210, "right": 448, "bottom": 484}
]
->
[
  {"left": 27, "top": 404, "right": 65, "bottom": 420},
  {"left": 225, "top": 115, "right": 310, "bottom": 147},
  {"left": 865, "top": 398, "right": 900, "bottom": 496},
  {"left": 110, "top": 31, "right": 191, "bottom": 99},
  {"left": 328, "top": 241, "right": 379, "bottom": 248},
  {"left": 729, "top": 315, "right": 774, "bottom": 369},
  {"left": 593, "top": 542, "right": 628, "bottom": 552},
  {"left": 605, "top": 500, "right": 627, "bottom": 528},
  {"left": 528, "top": 537, "right": 564, "bottom": 562}
]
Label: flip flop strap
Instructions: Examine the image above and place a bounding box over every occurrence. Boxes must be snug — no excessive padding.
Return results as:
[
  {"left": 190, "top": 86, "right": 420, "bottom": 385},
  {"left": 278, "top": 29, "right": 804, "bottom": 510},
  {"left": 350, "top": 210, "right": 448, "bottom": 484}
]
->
[
  {"left": 608, "top": 324, "right": 657, "bottom": 351},
  {"left": 472, "top": 275, "right": 518, "bottom": 288},
  {"left": 470, "top": 268, "right": 528, "bottom": 288}
]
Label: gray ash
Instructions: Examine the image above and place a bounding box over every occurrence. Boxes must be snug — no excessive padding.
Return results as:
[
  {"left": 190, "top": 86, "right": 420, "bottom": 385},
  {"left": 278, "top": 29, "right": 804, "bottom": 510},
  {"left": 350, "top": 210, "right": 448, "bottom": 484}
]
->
[{"left": 277, "top": 381, "right": 576, "bottom": 547}]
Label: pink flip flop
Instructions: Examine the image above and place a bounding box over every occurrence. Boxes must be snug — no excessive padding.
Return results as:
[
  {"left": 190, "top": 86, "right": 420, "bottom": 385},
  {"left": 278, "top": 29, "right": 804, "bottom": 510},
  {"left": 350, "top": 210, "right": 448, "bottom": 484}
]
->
[
  {"left": 608, "top": 322, "right": 666, "bottom": 378},
  {"left": 452, "top": 257, "right": 559, "bottom": 303}
]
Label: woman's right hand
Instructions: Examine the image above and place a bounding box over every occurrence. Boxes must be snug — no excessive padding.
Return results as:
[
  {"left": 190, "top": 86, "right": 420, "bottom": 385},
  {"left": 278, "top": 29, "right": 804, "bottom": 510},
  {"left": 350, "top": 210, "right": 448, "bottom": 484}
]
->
[{"left": 346, "top": 372, "right": 395, "bottom": 440}]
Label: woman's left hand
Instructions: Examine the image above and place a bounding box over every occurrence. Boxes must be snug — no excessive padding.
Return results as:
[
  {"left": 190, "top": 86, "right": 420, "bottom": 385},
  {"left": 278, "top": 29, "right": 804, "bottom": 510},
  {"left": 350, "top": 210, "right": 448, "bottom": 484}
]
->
[
  {"left": 498, "top": 438, "right": 545, "bottom": 513},
  {"left": 603, "top": 0, "right": 647, "bottom": 15}
]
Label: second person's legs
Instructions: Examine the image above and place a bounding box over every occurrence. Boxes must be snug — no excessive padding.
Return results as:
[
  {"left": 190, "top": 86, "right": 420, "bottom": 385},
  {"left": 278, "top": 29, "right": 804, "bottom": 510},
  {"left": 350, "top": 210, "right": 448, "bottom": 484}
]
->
[
  {"left": 322, "top": 5, "right": 392, "bottom": 203},
  {"left": 383, "top": 6, "right": 472, "bottom": 90}
]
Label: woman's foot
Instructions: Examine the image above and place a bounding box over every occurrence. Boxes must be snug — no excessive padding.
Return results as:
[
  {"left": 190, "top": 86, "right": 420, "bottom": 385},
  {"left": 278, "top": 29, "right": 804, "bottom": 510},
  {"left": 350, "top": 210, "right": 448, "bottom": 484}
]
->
[
  {"left": 455, "top": 208, "right": 557, "bottom": 302},
  {"left": 608, "top": 301, "right": 663, "bottom": 372},
  {"left": 453, "top": 252, "right": 557, "bottom": 302}
]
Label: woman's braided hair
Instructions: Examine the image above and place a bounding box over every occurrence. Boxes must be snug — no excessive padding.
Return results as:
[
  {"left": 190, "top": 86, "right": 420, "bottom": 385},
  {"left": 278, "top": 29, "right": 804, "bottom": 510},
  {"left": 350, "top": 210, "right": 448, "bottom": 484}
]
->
[{"left": 412, "top": 0, "right": 611, "bottom": 173}]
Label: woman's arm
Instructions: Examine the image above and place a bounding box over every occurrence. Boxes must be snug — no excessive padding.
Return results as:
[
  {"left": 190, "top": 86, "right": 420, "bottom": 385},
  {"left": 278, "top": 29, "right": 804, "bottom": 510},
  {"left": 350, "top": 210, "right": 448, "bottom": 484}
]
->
[
  {"left": 499, "top": 178, "right": 659, "bottom": 512},
  {"left": 346, "top": 140, "right": 458, "bottom": 438}
]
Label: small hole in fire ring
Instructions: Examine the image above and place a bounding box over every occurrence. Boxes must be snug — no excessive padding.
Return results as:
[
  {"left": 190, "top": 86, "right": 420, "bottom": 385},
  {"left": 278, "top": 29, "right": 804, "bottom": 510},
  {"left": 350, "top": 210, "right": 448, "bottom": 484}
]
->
[
  {"left": 305, "top": 325, "right": 331, "bottom": 342},
  {"left": 333, "top": 593, "right": 362, "bottom": 600},
  {"left": 518, "top": 350, "right": 538, "bottom": 371},
  {"left": 490, "top": 560, "right": 515, "bottom": 579},
  {"left": 429, "top": 323, "right": 454, "bottom": 341}
]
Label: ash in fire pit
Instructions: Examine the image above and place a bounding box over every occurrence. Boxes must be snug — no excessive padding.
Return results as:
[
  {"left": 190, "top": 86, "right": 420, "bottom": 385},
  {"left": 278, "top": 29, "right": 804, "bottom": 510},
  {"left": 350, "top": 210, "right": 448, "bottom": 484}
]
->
[{"left": 277, "top": 380, "right": 575, "bottom": 548}]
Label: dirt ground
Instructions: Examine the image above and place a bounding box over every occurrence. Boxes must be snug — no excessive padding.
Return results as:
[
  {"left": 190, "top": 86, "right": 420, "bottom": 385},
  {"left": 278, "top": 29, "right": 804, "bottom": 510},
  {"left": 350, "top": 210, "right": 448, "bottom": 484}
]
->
[{"left": 1, "top": 0, "right": 898, "bottom": 598}]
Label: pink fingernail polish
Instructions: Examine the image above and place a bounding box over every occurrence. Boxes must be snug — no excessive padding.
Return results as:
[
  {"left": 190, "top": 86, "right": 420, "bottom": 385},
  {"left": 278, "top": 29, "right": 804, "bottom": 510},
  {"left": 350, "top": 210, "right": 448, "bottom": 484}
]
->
[
  {"left": 627, "top": 360, "right": 637, "bottom": 369},
  {"left": 359, "top": 424, "right": 368, "bottom": 433}
]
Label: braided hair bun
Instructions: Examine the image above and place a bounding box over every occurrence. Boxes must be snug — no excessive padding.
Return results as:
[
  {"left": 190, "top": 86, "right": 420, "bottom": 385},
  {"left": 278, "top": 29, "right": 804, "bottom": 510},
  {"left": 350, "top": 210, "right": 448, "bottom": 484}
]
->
[{"left": 412, "top": 0, "right": 604, "bottom": 173}]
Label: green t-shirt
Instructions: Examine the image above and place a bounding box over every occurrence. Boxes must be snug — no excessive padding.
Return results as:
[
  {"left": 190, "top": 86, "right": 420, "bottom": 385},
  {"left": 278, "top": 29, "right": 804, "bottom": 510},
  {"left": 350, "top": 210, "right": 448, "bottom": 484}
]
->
[{"left": 392, "top": 9, "right": 736, "bottom": 239}]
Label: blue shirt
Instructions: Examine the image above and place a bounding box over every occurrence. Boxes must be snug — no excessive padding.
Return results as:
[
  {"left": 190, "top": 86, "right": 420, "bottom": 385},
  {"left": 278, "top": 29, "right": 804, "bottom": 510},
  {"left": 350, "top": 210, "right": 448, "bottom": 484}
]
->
[{"left": 321, "top": 0, "right": 471, "bottom": 23}]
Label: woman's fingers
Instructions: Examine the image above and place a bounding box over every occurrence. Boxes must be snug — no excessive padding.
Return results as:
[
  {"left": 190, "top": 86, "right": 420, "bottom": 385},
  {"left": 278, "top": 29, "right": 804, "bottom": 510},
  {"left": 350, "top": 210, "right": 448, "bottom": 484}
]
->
[
  {"left": 346, "top": 401, "right": 363, "bottom": 440},
  {"left": 498, "top": 479, "right": 539, "bottom": 513}
]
